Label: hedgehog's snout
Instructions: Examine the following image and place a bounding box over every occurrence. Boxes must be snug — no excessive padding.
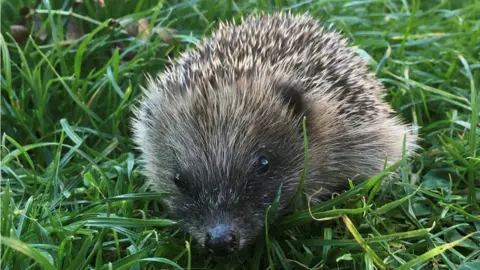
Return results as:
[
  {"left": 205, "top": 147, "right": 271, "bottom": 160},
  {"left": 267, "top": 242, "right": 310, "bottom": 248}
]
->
[{"left": 204, "top": 224, "right": 240, "bottom": 256}]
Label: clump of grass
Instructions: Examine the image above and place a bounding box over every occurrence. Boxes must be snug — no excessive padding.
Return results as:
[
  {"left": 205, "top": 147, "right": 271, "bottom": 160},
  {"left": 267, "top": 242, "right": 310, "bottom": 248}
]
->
[{"left": 1, "top": 0, "right": 479, "bottom": 269}]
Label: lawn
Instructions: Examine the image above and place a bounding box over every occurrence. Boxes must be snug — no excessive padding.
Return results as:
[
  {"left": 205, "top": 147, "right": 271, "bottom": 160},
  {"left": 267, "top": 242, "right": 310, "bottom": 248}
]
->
[{"left": 1, "top": 0, "right": 479, "bottom": 269}]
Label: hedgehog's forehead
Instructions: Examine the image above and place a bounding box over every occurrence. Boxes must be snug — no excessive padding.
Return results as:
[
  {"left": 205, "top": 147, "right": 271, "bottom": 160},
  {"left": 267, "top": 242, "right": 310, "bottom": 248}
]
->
[
  {"left": 166, "top": 80, "right": 283, "bottom": 127},
  {"left": 167, "top": 89, "right": 273, "bottom": 150},
  {"left": 160, "top": 84, "right": 292, "bottom": 163}
]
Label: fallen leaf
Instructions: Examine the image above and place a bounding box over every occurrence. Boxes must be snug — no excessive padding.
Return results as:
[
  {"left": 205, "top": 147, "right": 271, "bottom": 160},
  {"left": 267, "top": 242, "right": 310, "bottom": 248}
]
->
[
  {"left": 123, "top": 50, "right": 137, "bottom": 61},
  {"left": 66, "top": 17, "right": 84, "bottom": 40},
  {"left": 19, "top": 7, "right": 32, "bottom": 16},
  {"left": 10, "top": 25, "right": 29, "bottom": 43},
  {"left": 154, "top": 27, "right": 177, "bottom": 44},
  {"left": 137, "top": 18, "right": 150, "bottom": 41},
  {"left": 32, "top": 14, "right": 48, "bottom": 41},
  {"left": 123, "top": 21, "right": 138, "bottom": 37},
  {"left": 111, "top": 41, "right": 137, "bottom": 61},
  {"left": 73, "top": 0, "right": 84, "bottom": 8},
  {"left": 94, "top": 0, "right": 105, "bottom": 8}
]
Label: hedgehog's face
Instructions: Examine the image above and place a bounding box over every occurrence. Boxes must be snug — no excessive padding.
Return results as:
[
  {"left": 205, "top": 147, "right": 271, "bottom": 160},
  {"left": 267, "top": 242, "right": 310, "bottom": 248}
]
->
[{"left": 134, "top": 77, "right": 308, "bottom": 255}]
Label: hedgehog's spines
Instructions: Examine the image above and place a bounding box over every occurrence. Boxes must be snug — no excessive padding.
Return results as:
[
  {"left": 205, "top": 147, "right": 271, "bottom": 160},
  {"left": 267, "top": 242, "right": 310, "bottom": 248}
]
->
[{"left": 131, "top": 12, "right": 418, "bottom": 254}]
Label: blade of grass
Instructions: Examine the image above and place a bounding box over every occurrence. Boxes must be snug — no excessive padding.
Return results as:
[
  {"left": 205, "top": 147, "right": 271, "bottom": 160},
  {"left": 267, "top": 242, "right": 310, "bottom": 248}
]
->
[
  {"left": 458, "top": 55, "right": 478, "bottom": 207},
  {"left": 396, "top": 232, "right": 480, "bottom": 270},
  {"left": 341, "top": 215, "right": 386, "bottom": 270},
  {"left": 1, "top": 238, "right": 56, "bottom": 270},
  {"left": 30, "top": 37, "right": 102, "bottom": 122}
]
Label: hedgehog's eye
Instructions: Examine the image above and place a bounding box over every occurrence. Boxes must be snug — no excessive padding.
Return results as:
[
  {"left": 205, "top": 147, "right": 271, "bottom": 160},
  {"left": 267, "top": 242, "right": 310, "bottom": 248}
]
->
[
  {"left": 173, "top": 172, "right": 188, "bottom": 191},
  {"left": 262, "top": 194, "right": 272, "bottom": 205},
  {"left": 255, "top": 156, "right": 270, "bottom": 175}
]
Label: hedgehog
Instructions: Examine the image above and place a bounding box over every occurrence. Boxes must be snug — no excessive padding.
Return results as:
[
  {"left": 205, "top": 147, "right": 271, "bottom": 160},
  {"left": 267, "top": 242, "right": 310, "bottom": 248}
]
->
[{"left": 131, "top": 12, "right": 417, "bottom": 256}]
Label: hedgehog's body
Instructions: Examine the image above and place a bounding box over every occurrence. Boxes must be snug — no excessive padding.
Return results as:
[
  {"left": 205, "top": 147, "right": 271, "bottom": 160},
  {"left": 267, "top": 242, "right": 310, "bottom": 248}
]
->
[{"left": 132, "top": 12, "right": 417, "bottom": 255}]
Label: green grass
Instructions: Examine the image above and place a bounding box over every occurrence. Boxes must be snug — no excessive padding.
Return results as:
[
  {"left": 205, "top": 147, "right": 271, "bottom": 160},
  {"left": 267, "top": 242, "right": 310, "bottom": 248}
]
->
[{"left": 1, "top": 0, "right": 479, "bottom": 269}]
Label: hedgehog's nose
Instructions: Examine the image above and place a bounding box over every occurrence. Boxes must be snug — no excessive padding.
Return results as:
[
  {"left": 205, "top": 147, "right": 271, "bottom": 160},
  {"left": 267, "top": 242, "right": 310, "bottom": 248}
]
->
[{"left": 205, "top": 225, "right": 239, "bottom": 255}]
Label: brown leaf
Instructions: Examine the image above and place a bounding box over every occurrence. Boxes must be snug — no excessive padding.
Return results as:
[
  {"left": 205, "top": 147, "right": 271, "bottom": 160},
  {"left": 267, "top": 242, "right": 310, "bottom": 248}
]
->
[
  {"left": 123, "top": 50, "right": 137, "bottom": 61},
  {"left": 154, "top": 27, "right": 177, "bottom": 44},
  {"left": 123, "top": 21, "right": 138, "bottom": 37},
  {"left": 111, "top": 41, "right": 137, "bottom": 61},
  {"left": 19, "top": 7, "right": 32, "bottom": 16},
  {"left": 94, "top": 0, "right": 105, "bottom": 8},
  {"left": 137, "top": 18, "right": 150, "bottom": 41},
  {"left": 32, "top": 15, "right": 48, "bottom": 41},
  {"left": 73, "top": 0, "right": 84, "bottom": 9},
  {"left": 66, "top": 17, "right": 84, "bottom": 40},
  {"left": 120, "top": 18, "right": 152, "bottom": 40},
  {"left": 10, "top": 25, "right": 29, "bottom": 43},
  {"left": 108, "top": 19, "right": 121, "bottom": 28}
]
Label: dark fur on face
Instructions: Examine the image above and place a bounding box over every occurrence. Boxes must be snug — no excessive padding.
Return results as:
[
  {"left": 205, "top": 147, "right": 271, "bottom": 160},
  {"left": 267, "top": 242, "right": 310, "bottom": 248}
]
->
[{"left": 131, "top": 12, "right": 417, "bottom": 255}]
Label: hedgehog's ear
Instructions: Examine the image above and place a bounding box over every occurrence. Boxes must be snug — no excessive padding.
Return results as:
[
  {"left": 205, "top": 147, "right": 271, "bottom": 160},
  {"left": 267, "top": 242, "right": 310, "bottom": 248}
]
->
[
  {"left": 278, "top": 83, "right": 310, "bottom": 134},
  {"left": 279, "top": 83, "right": 308, "bottom": 119}
]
